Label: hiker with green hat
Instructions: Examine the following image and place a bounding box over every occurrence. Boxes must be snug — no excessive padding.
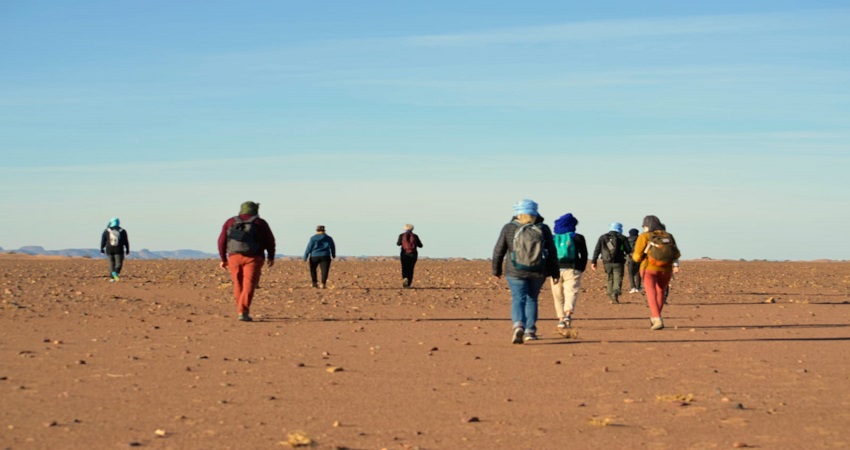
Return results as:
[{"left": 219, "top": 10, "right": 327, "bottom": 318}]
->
[{"left": 217, "top": 201, "right": 277, "bottom": 322}]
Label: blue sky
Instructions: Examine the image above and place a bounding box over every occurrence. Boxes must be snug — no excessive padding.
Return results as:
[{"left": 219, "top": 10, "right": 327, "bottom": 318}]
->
[{"left": 1, "top": 1, "right": 848, "bottom": 260}]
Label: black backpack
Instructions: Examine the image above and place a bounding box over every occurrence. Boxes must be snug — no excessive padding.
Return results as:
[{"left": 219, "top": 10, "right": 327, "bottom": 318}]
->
[
  {"left": 601, "top": 233, "right": 621, "bottom": 263},
  {"left": 226, "top": 216, "right": 261, "bottom": 255}
]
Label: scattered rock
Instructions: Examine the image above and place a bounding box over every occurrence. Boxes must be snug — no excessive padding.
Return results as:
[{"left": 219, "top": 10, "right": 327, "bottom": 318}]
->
[
  {"left": 765, "top": 297, "right": 775, "bottom": 303},
  {"left": 326, "top": 366, "right": 344, "bottom": 373},
  {"left": 732, "top": 442, "right": 748, "bottom": 448},
  {"left": 461, "top": 416, "right": 480, "bottom": 423}
]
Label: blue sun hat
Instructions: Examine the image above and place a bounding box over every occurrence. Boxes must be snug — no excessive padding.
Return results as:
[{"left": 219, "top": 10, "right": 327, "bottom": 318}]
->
[
  {"left": 609, "top": 222, "right": 623, "bottom": 233},
  {"left": 513, "top": 199, "right": 539, "bottom": 216},
  {"left": 108, "top": 217, "right": 120, "bottom": 228}
]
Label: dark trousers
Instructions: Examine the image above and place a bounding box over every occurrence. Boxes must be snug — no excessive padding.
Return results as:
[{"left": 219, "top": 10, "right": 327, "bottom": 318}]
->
[
  {"left": 400, "top": 252, "right": 418, "bottom": 285},
  {"left": 309, "top": 255, "right": 332, "bottom": 283},
  {"left": 108, "top": 252, "right": 125, "bottom": 274},
  {"left": 603, "top": 262, "right": 625, "bottom": 298},
  {"left": 627, "top": 261, "right": 642, "bottom": 290}
]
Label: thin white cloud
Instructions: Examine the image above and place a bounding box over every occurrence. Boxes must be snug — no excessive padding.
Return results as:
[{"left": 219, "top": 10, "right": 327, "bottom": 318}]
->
[{"left": 403, "top": 9, "right": 850, "bottom": 46}]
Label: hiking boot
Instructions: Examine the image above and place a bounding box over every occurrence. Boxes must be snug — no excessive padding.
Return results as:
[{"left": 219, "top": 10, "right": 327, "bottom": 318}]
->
[
  {"left": 238, "top": 314, "right": 253, "bottom": 322},
  {"left": 523, "top": 332, "right": 539, "bottom": 342},
  {"left": 311, "top": 282, "right": 319, "bottom": 288},
  {"left": 512, "top": 327, "right": 524, "bottom": 344},
  {"left": 321, "top": 282, "right": 327, "bottom": 289},
  {"left": 402, "top": 278, "right": 410, "bottom": 288},
  {"left": 557, "top": 320, "right": 567, "bottom": 330},
  {"left": 610, "top": 295, "right": 619, "bottom": 304},
  {"left": 650, "top": 317, "right": 664, "bottom": 330},
  {"left": 111, "top": 272, "right": 120, "bottom": 282}
]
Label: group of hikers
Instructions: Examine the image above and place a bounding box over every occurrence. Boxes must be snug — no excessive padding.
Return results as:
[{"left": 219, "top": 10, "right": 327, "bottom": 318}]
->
[
  {"left": 100, "top": 199, "right": 680, "bottom": 342},
  {"left": 101, "top": 201, "right": 424, "bottom": 323},
  {"left": 492, "top": 199, "right": 680, "bottom": 344}
]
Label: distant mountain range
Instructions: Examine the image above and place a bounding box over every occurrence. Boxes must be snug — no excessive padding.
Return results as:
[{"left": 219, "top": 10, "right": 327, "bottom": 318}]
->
[{"left": 1, "top": 246, "right": 219, "bottom": 260}]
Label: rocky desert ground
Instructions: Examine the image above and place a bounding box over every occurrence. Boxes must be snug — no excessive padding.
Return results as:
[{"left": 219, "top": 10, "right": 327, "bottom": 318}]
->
[{"left": 2, "top": 255, "right": 849, "bottom": 449}]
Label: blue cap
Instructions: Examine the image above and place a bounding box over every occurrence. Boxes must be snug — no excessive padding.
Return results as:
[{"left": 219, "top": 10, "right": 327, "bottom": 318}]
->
[{"left": 109, "top": 217, "right": 120, "bottom": 227}]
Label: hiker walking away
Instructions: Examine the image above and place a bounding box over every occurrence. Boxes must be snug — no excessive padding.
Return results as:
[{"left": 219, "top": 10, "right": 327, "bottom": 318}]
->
[
  {"left": 658, "top": 223, "right": 679, "bottom": 304},
  {"left": 100, "top": 217, "right": 129, "bottom": 282},
  {"left": 397, "top": 224, "right": 423, "bottom": 288},
  {"left": 632, "top": 215, "right": 680, "bottom": 330},
  {"left": 626, "top": 228, "right": 642, "bottom": 294},
  {"left": 550, "top": 213, "right": 588, "bottom": 335},
  {"left": 492, "top": 199, "right": 560, "bottom": 344},
  {"left": 218, "top": 201, "right": 276, "bottom": 322},
  {"left": 303, "top": 225, "right": 336, "bottom": 289},
  {"left": 591, "top": 222, "right": 632, "bottom": 304}
]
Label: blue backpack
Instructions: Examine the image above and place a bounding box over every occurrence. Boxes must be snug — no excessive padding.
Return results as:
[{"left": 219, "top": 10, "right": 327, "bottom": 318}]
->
[{"left": 554, "top": 232, "right": 576, "bottom": 263}]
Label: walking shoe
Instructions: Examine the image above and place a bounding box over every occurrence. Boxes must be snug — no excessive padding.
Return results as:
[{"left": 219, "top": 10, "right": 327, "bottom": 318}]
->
[
  {"left": 512, "top": 327, "right": 525, "bottom": 344},
  {"left": 629, "top": 288, "right": 638, "bottom": 294},
  {"left": 311, "top": 282, "right": 319, "bottom": 288},
  {"left": 610, "top": 294, "right": 619, "bottom": 304},
  {"left": 402, "top": 278, "right": 410, "bottom": 288},
  {"left": 321, "top": 282, "right": 327, "bottom": 289},
  {"left": 523, "top": 332, "right": 539, "bottom": 342},
  {"left": 111, "top": 272, "right": 120, "bottom": 282},
  {"left": 238, "top": 314, "right": 253, "bottom": 322},
  {"left": 650, "top": 317, "right": 664, "bottom": 330},
  {"left": 557, "top": 320, "right": 567, "bottom": 330}
]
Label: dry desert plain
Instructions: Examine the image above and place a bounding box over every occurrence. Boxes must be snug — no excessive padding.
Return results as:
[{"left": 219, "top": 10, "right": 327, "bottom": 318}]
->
[{"left": 2, "top": 255, "right": 850, "bottom": 450}]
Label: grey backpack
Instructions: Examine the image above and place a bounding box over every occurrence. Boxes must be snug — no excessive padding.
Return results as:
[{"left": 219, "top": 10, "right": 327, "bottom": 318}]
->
[{"left": 510, "top": 221, "right": 547, "bottom": 271}]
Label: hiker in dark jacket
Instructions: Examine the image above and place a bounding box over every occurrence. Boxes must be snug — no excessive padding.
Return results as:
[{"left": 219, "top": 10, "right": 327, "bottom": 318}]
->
[
  {"left": 303, "top": 225, "right": 336, "bottom": 289},
  {"left": 492, "top": 199, "right": 560, "bottom": 344},
  {"left": 549, "top": 213, "right": 588, "bottom": 334},
  {"left": 591, "top": 222, "right": 632, "bottom": 304},
  {"left": 626, "top": 228, "right": 642, "bottom": 294},
  {"left": 218, "top": 201, "right": 276, "bottom": 322},
  {"left": 396, "top": 224, "right": 423, "bottom": 288},
  {"left": 100, "top": 217, "right": 130, "bottom": 282}
]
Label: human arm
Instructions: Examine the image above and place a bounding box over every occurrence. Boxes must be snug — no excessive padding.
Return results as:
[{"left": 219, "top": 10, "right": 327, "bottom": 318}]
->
[
  {"left": 122, "top": 230, "right": 130, "bottom": 255},
  {"left": 590, "top": 236, "right": 602, "bottom": 270},
  {"left": 217, "top": 219, "right": 231, "bottom": 265},
  {"left": 632, "top": 233, "right": 648, "bottom": 263},
  {"left": 330, "top": 236, "right": 336, "bottom": 259},
  {"left": 100, "top": 230, "right": 107, "bottom": 253},
  {"left": 415, "top": 234, "right": 423, "bottom": 249},
  {"left": 575, "top": 234, "right": 589, "bottom": 272},
  {"left": 491, "top": 224, "right": 511, "bottom": 277}
]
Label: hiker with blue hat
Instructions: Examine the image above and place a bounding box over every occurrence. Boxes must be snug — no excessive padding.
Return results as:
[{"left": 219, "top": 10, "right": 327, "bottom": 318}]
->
[
  {"left": 492, "top": 199, "right": 561, "bottom": 344},
  {"left": 590, "top": 221, "right": 632, "bottom": 304},
  {"left": 100, "top": 217, "right": 130, "bottom": 282}
]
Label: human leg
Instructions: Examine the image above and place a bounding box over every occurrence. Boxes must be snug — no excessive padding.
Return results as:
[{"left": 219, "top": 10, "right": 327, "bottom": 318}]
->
[
  {"left": 319, "top": 256, "right": 331, "bottom": 284},
  {"left": 309, "top": 257, "right": 320, "bottom": 286},
  {"left": 612, "top": 263, "right": 624, "bottom": 298},
  {"left": 550, "top": 274, "right": 567, "bottom": 320},
  {"left": 407, "top": 253, "right": 418, "bottom": 286},
  {"left": 523, "top": 277, "right": 545, "bottom": 335},
  {"left": 229, "top": 254, "right": 263, "bottom": 317},
  {"left": 562, "top": 269, "right": 582, "bottom": 319},
  {"left": 644, "top": 270, "right": 672, "bottom": 322}
]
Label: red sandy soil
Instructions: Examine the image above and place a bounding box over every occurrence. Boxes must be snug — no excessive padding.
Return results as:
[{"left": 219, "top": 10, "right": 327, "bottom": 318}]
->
[{"left": 2, "top": 256, "right": 850, "bottom": 449}]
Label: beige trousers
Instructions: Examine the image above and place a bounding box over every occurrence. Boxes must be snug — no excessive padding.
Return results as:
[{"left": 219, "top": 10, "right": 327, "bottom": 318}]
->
[{"left": 551, "top": 269, "right": 583, "bottom": 319}]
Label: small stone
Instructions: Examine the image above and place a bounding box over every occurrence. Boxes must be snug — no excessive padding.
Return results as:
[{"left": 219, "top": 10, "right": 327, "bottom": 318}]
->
[
  {"left": 732, "top": 442, "right": 748, "bottom": 448},
  {"left": 333, "top": 420, "right": 341, "bottom": 427},
  {"left": 461, "top": 416, "right": 480, "bottom": 423},
  {"left": 430, "top": 347, "right": 439, "bottom": 351},
  {"left": 554, "top": 360, "right": 561, "bottom": 365},
  {"left": 603, "top": 366, "right": 609, "bottom": 373},
  {"left": 154, "top": 429, "right": 167, "bottom": 437},
  {"left": 326, "top": 366, "right": 343, "bottom": 373},
  {"left": 765, "top": 297, "right": 775, "bottom": 303},
  {"left": 76, "top": 360, "right": 86, "bottom": 365},
  {"left": 44, "top": 421, "right": 58, "bottom": 427}
]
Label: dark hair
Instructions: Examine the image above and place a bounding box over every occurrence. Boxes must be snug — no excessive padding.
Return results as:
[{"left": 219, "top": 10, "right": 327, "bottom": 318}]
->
[{"left": 642, "top": 215, "right": 663, "bottom": 232}]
